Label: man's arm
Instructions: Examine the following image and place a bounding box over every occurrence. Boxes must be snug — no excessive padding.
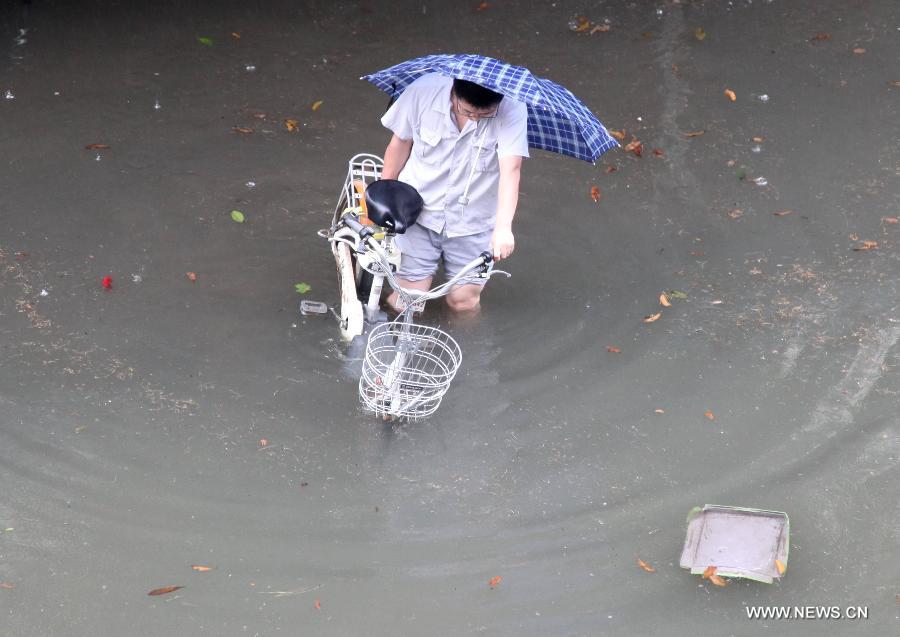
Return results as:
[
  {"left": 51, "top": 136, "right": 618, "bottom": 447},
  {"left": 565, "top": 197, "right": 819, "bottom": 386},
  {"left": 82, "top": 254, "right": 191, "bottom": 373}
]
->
[
  {"left": 490, "top": 155, "right": 523, "bottom": 260},
  {"left": 382, "top": 135, "right": 414, "bottom": 180}
]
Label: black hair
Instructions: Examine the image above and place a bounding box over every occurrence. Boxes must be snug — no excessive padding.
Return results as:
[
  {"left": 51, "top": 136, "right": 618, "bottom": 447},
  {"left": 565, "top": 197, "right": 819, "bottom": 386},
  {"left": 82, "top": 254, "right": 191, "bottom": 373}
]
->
[{"left": 452, "top": 79, "right": 503, "bottom": 109}]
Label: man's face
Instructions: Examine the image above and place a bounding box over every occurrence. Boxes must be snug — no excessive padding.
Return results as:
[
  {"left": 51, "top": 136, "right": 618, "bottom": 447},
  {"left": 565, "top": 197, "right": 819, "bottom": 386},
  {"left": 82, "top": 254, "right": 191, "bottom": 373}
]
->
[{"left": 452, "top": 94, "right": 499, "bottom": 121}]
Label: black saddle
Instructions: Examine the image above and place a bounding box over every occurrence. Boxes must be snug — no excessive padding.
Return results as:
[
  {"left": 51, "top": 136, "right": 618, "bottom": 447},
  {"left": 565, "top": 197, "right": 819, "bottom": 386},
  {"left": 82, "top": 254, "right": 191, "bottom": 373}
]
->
[{"left": 364, "top": 179, "right": 423, "bottom": 234}]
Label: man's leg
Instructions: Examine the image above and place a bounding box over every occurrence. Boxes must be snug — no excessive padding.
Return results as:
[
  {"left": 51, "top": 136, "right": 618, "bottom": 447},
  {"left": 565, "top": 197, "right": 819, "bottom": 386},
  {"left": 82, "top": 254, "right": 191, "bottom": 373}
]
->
[
  {"left": 387, "top": 223, "right": 440, "bottom": 313},
  {"left": 442, "top": 229, "right": 491, "bottom": 317}
]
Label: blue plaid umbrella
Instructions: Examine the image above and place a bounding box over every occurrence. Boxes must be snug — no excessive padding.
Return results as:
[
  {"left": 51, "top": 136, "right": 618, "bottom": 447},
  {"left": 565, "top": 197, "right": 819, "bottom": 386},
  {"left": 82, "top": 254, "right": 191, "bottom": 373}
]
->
[{"left": 362, "top": 54, "right": 618, "bottom": 163}]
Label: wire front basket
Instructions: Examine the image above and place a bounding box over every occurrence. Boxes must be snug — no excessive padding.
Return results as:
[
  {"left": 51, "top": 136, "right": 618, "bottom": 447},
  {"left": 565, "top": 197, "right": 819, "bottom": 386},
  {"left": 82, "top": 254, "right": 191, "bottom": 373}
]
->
[{"left": 359, "top": 319, "right": 462, "bottom": 420}]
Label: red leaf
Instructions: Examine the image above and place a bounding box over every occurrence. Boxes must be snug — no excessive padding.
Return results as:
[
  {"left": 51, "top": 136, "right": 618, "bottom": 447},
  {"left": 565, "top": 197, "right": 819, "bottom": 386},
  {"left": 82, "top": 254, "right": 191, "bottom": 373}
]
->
[
  {"left": 606, "top": 345, "right": 621, "bottom": 353},
  {"left": 101, "top": 276, "right": 113, "bottom": 289},
  {"left": 148, "top": 585, "right": 183, "bottom": 596},
  {"left": 590, "top": 186, "right": 601, "bottom": 203},
  {"left": 314, "top": 599, "right": 322, "bottom": 610},
  {"left": 488, "top": 575, "right": 502, "bottom": 588}
]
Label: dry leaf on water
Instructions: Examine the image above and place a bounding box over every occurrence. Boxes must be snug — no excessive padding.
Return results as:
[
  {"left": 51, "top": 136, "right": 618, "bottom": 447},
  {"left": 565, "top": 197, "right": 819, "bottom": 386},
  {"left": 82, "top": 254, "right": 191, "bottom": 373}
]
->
[
  {"left": 284, "top": 119, "right": 300, "bottom": 132},
  {"left": 773, "top": 210, "right": 793, "bottom": 217},
  {"left": 259, "top": 438, "right": 269, "bottom": 447},
  {"left": 0, "top": 582, "right": 14, "bottom": 589},
  {"left": 590, "top": 186, "right": 601, "bottom": 203},
  {"left": 654, "top": 409, "right": 665, "bottom": 414},
  {"left": 882, "top": 216, "right": 898, "bottom": 224},
  {"left": 191, "top": 565, "right": 214, "bottom": 572},
  {"left": 643, "top": 313, "right": 661, "bottom": 324},
  {"left": 623, "top": 137, "right": 642, "bottom": 156},
  {"left": 314, "top": 599, "right": 322, "bottom": 610},
  {"left": 853, "top": 240, "right": 878, "bottom": 251},
  {"left": 609, "top": 129, "right": 626, "bottom": 141},
  {"left": 728, "top": 208, "right": 744, "bottom": 219},
  {"left": 810, "top": 33, "right": 831, "bottom": 41},
  {"left": 148, "top": 585, "right": 183, "bottom": 596},
  {"left": 231, "top": 32, "right": 241, "bottom": 39},
  {"left": 590, "top": 24, "right": 611, "bottom": 34},
  {"left": 694, "top": 27, "right": 706, "bottom": 41},
  {"left": 775, "top": 559, "right": 786, "bottom": 575},
  {"left": 311, "top": 100, "right": 323, "bottom": 111},
  {"left": 709, "top": 573, "right": 728, "bottom": 587},
  {"left": 606, "top": 345, "right": 621, "bottom": 353},
  {"left": 852, "top": 47, "right": 866, "bottom": 54},
  {"left": 637, "top": 559, "right": 656, "bottom": 573},
  {"left": 475, "top": 1, "right": 490, "bottom": 10},
  {"left": 705, "top": 410, "right": 715, "bottom": 421},
  {"left": 889, "top": 81, "right": 900, "bottom": 88},
  {"left": 659, "top": 293, "right": 672, "bottom": 307},
  {"left": 233, "top": 127, "right": 253, "bottom": 134},
  {"left": 605, "top": 166, "right": 617, "bottom": 174},
  {"left": 752, "top": 136, "right": 766, "bottom": 143},
  {"left": 570, "top": 16, "right": 591, "bottom": 33},
  {"left": 186, "top": 272, "right": 197, "bottom": 282},
  {"left": 488, "top": 575, "right": 502, "bottom": 587},
  {"left": 652, "top": 148, "right": 665, "bottom": 157},
  {"left": 724, "top": 89, "right": 737, "bottom": 101},
  {"left": 683, "top": 130, "right": 705, "bottom": 138},
  {"left": 84, "top": 143, "right": 110, "bottom": 150}
]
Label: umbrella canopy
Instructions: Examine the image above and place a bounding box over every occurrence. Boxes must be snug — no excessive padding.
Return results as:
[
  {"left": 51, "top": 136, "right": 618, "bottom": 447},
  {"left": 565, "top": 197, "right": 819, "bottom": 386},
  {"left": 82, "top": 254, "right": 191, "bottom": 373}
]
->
[{"left": 362, "top": 54, "right": 619, "bottom": 163}]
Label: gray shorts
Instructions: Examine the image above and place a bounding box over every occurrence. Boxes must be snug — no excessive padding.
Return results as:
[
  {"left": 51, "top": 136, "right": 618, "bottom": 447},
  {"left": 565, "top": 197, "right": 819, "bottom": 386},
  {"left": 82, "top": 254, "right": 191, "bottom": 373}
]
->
[{"left": 395, "top": 222, "right": 492, "bottom": 285}]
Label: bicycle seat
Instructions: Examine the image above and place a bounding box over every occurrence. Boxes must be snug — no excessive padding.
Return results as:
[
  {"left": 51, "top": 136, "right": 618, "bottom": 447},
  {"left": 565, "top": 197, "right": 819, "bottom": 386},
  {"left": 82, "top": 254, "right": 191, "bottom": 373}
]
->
[{"left": 364, "top": 179, "right": 423, "bottom": 234}]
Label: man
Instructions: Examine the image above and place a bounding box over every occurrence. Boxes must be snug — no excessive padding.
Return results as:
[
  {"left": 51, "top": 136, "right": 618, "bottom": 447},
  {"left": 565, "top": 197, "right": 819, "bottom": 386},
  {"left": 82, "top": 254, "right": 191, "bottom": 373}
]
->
[{"left": 379, "top": 73, "right": 529, "bottom": 315}]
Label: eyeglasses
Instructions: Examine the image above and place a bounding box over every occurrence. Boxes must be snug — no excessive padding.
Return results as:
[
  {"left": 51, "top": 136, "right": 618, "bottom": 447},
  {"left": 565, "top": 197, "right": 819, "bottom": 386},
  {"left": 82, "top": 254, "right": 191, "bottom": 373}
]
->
[{"left": 452, "top": 95, "right": 498, "bottom": 120}]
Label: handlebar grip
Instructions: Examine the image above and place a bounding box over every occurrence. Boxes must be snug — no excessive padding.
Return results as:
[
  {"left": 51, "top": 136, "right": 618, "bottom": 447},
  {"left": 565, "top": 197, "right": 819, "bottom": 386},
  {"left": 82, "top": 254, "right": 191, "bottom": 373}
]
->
[{"left": 342, "top": 213, "right": 374, "bottom": 239}]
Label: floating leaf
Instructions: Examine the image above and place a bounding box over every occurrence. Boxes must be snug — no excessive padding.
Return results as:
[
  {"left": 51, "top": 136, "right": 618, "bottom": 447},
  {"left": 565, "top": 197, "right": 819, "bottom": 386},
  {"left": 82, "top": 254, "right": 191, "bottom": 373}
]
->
[
  {"left": 186, "top": 272, "right": 197, "bottom": 282},
  {"left": 590, "top": 24, "right": 611, "bottom": 34},
  {"left": 84, "top": 143, "right": 110, "bottom": 150},
  {"left": 728, "top": 208, "right": 744, "bottom": 219},
  {"left": 889, "top": 81, "right": 900, "bottom": 88},
  {"left": 752, "top": 135, "right": 766, "bottom": 143},
  {"left": 609, "top": 129, "right": 626, "bottom": 141},
  {"left": 694, "top": 27, "right": 706, "bottom": 41},
  {"left": 810, "top": 33, "right": 831, "bottom": 41},
  {"left": 683, "top": 130, "right": 705, "bottom": 138},
  {"left": 191, "top": 565, "right": 214, "bottom": 572},
  {"left": 643, "top": 312, "right": 661, "bottom": 324},
  {"left": 233, "top": 126, "right": 253, "bottom": 134},
  {"left": 775, "top": 559, "right": 786, "bottom": 575},
  {"left": 488, "top": 575, "right": 502, "bottom": 587},
  {"left": 570, "top": 15, "right": 591, "bottom": 33},
  {"left": 284, "top": 119, "right": 300, "bottom": 132},
  {"left": 709, "top": 573, "right": 728, "bottom": 587},
  {"left": 882, "top": 216, "right": 898, "bottom": 224},
  {"left": 197, "top": 37, "right": 213, "bottom": 47},
  {"left": 702, "top": 566, "right": 717, "bottom": 579},
  {"left": 705, "top": 409, "right": 715, "bottom": 421},
  {"left": 668, "top": 290, "right": 688, "bottom": 299},
  {"left": 314, "top": 599, "right": 322, "bottom": 610},
  {"left": 148, "top": 585, "right": 184, "bottom": 596},
  {"left": 231, "top": 210, "right": 245, "bottom": 223},
  {"left": 590, "top": 186, "right": 601, "bottom": 203},
  {"left": 659, "top": 293, "right": 671, "bottom": 307},
  {"left": 652, "top": 148, "right": 665, "bottom": 157},
  {"left": 773, "top": 210, "right": 793, "bottom": 217},
  {"left": 606, "top": 345, "right": 621, "bottom": 353},
  {"left": 102, "top": 276, "right": 113, "bottom": 289},
  {"left": 605, "top": 166, "right": 617, "bottom": 174},
  {"left": 853, "top": 240, "right": 878, "bottom": 251},
  {"left": 475, "top": 1, "right": 490, "bottom": 10},
  {"left": 0, "top": 582, "right": 14, "bottom": 589},
  {"left": 311, "top": 100, "right": 323, "bottom": 111},
  {"left": 637, "top": 559, "right": 656, "bottom": 573},
  {"left": 231, "top": 31, "right": 241, "bottom": 39},
  {"left": 654, "top": 409, "right": 665, "bottom": 414},
  {"left": 621, "top": 136, "right": 643, "bottom": 157},
  {"left": 724, "top": 88, "right": 737, "bottom": 102},
  {"left": 295, "top": 282, "right": 311, "bottom": 294}
]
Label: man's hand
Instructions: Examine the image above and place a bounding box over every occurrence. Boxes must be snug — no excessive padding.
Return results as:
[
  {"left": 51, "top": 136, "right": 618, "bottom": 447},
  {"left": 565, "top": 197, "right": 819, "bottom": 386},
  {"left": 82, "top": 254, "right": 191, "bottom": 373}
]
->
[{"left": 491, "top": 226, "right": 515, "bottom": 260}]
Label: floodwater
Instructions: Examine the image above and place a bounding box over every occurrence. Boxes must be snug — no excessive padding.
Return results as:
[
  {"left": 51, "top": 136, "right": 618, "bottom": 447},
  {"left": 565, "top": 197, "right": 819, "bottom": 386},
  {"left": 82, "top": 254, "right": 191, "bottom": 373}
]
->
[{"left": 1, "top": 1, "right": 898, "bottom": 635}]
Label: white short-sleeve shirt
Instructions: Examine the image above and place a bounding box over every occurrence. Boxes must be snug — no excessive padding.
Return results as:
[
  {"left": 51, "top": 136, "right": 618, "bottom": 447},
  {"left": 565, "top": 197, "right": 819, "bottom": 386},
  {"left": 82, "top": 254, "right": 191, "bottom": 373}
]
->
[{"left": 380, "top": 73, "right": 529, "bottom": 237}]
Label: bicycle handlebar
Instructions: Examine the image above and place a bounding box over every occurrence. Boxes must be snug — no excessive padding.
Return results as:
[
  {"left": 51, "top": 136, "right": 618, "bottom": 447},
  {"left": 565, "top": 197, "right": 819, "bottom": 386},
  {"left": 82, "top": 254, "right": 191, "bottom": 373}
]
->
[{"left": 334, "top": 214, "right": 504, "bottom": 309}]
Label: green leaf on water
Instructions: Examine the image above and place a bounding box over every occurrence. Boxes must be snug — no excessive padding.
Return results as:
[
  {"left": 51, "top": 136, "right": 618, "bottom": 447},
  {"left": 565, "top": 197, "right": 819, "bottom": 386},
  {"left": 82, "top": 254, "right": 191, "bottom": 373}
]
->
[
  {"left": 198, "top": 36, "right": 214, "bottom": 47},
  {"left": 668, "top": 290, "right": 688, "bottom": 299},
  {"left": 231, "top": 210, "right": 245, "bottom": 223},
  {"left": 295, "top": 282, "right": 311, "bottom": 294}
]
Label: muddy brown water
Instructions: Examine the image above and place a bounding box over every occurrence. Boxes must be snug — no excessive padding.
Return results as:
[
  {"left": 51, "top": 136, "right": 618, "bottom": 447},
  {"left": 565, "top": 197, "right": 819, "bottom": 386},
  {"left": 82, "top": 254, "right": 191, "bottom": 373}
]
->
[{"left": 1, "top": 1, "right": 898, "bottom": 635}]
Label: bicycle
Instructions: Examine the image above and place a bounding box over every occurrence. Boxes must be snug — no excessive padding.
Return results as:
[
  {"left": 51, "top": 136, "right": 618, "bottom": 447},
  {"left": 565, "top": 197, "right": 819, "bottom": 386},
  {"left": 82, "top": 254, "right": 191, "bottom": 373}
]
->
[{"left": 321, "top": 161, "right": 509, "bottom": 420}]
